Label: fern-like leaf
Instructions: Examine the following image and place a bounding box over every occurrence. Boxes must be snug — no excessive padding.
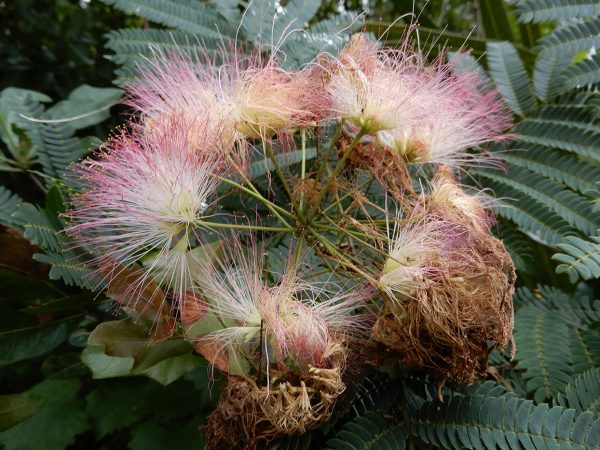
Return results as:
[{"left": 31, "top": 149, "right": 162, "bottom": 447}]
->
[
  {"left": 0, "top": 88, "right": 50, "bottom": 168},
  {"left": 412, "top": 387, "right": 600, "bottom": 449},
  {"left": 241, "top": 0, "right": 321, "bottom": 50},
  {"left": 480, "top": 177, "right": 576, "bottom": 245},
  {"left": 513, "top": 287, "right": 600, "bottom": 402},
  {"left": 501, "top": 145, "right": 600, "bottom": 196},
  {"left": 535, "top": 285, "right": 600, "bottom": 328},
  {"left": 33, "top": 252, "right": 102, "bottom": 289},
  {"left": 514, "top": 302, "right": 573, "bottom": 402},
  {"left": 326, "top": 411, "right": 407, "bottom": 450},
  {"left": 562, "top": 53, "right": 600, "bottom": 92},
  {"left": 533, "top": 53, "right": 570, "bottom": 102},
  {"left": 513, "top": 119, "right": 600, "bottom": 164},
  {"left": 100, "top": 0, "right": 233, "bottom": 38},
  {"left": 11, "top": 203, "right": 64, "bottom": 253},
  {"left": 104, "top": 28, "right": 218, "bottom": 66},
  {"left": 559, "top": 368, "right": 600, "bottom": 418},
  {"left": 515, "top": 0, "right": 600, "bottom": 23},
  {"left": 568, "top": 327, "right": 600, "bottom": 375},
  {"left": 530, "top": 104, "right": 600, "bottom": 134},
  {"left": 477, "top": 164, "right": 598, "bottom": 235},
  {"left": 553, "top": 235, "right": 600, "bottom": 282},
  {"left": 344, "top": 373, "right": 404, "bottom": 417},
  {"left": 486, "top": 41, "right": 536, "bottom": 116},
  {"left": 37, "top": 122, "right": 87, "bottom": 180},
  {"left": 241, "top": 1, "right": 357, "bottom": 68},
  {"left": 537, "top": 16, "right": 600, "bottom": 59},
  {"left": 11, "top": 203, "right": 101, "bottom": 289},
  {"left": 0, "top": 186, "right": 23, "bottom": 228},
  {"left": 279, "top": 12, "right": 359, "bottom": 68}
]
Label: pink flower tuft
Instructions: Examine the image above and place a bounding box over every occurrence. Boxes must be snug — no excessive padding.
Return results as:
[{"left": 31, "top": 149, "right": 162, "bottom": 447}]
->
[
  {"left": 127, "top": 45, "right": 322, "bottom": 146},
  {"left": 324, "top": 34, "right": 424, "bottom": 135},
  {"left": 190, "top": 242, "right": 368, "bottom": 375},
  {"left": 376, "top": 53, "right": 513, "bottom": 167},
  {"left": 66, "top": 118, "right": 225, "bottom": 312},
  {"left": 323, "top": 33, "right": 512, "bottom": 167},
  {"left": 379, "top": 216, "right": 459, "bottom": 301}
]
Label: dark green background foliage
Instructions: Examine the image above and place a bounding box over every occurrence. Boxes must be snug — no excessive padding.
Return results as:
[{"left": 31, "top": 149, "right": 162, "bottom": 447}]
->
[{"left": 1, "top": 1, "right": 599, "bottom": 449}]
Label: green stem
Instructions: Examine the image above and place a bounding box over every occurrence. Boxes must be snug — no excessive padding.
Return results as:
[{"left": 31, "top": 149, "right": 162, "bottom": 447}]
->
[
  {"left": 307, "top": 226, "right": 378, "bottom": 286},
  {"left": 264, "top": 140, "right": 298, "bottom": 213},
  {"left": 316, "top": 220, "right": 386, "bottom": 257},
  {"left": 315, "top": 119, "right": 343, "bottom": 183},
  {"left": 216, "top": 175, "right": 294, "bottom": 229},
  {"left": 198, "top": 220, "right": 294, "bottom": 233},
  {"left": 299, "top": 129, "right": 307, "bottom": 214},
  {"left": 308, "top": 128, "right": 366, "bottom": 222}
]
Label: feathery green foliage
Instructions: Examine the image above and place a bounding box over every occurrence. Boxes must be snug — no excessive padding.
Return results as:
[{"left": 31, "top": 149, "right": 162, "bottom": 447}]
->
[
  {"left": 105, "top": 28, "right": 220, "bottom": 65},
  {"left": 515, "top": 0, "right": 600, "bottom": 23},
  {"left": 326, "top": 411, "right": 407, "bottom": 450},
  {"left": 486, "top": 41, "right": 536, "bottom": 116},
  {"left": 532, "top": 53, "right": 570, "bottom": 102},
  {"left": 412, "top": 386, "right": 600, "bottom": 449},
  {"left": 561, "top": 53, "right": 600, "bottom": 92},
  {"left": 0, "top": 186, "right": 23, "bottom": 228},
  {"left": 100, "top": 0, "right": 234, "bottom": 37},
  {"left": 469, "top": 7, "right": 600, "bottom": 276},
  {"left": 513, "top": 287, "right": 600, "bottom": 402},
  {"left": 559, "top": 368, "right": 600, "bottom": 418},
  {"left": 553, "top": 236, "right": 600, "bottom": 282},
  {"left": 11, "top": 203, "right": 101, "bottom": 289},
  {"left": 537, "top": 17, "right": 600, "bottom": 59}
]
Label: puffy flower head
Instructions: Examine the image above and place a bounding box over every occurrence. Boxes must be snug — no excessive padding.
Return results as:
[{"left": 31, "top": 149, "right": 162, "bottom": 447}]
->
[
  {"left": 186, "top": 243, "right": 367, "bottom": 375},
  {"left": 376, "top": 59, "right": 512, "bottom": 166},
  {"left": 375, "top": 212, "right": 515, "bottom": 383},
  {"left": 324, "top": 33, "right": 512, "bottom": 167},
  {"left": 377, "top": 50, "right": 511, "bottom": 166},
  {"left": 127, "top": 46, "right": 320, "bottom": 145},
  {"left": 232, "top": 64, "right": 321, "bottom": 138},
  {"left": 127, "top": 50, "right": 238, "bottom": 152},
  {"left": 325, "top": 34, "right": 422, "bottom": 134},
  {"left": 67, "top": 120, "right": 224, "bottom": 308},
  {"left": 379, "top": 217, "right": 455, "bottom": 300}
]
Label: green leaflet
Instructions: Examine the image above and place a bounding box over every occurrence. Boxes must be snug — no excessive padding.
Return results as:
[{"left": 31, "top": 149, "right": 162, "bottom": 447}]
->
[
  {"left": 487, "top": 41, "right": 537, "bottom": 116},
  {"left": 553, "top": 236, "right": 600, "bottom": 282},
  {"left": 515, "top": 0, "right": 600, "bottom": 23},
  {"left": 81, "top": 319, "right": 200, "bottom": 385},
  {"left": 0, "top": 394, "right": 44, "bottom": 432}
]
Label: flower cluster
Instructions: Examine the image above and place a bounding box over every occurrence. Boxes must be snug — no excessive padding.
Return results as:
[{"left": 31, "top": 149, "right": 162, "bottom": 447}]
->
[
  {"left": 67, "top": 28, "right": 515, "bottom": 448},
  {"left": 327, "top": 34, "right": 511, "bottom": 166},
  {"left": 127, "top": 47, "right": 322, "bottom": 150}
]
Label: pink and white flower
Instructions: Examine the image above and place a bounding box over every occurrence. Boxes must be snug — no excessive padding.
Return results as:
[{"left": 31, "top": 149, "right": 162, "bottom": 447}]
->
[
  {"left": 189, "top": 243, "right": 368, "bottom": 374},
  {"left": 376, "top": 55, "right": 512, "bottom": 166},
  {"left": 324, "top": 34, "right": 512, "bottom": 167},
  {"left": 127, "top": 45, "right": 321, "bottom": 147},
  {"left": 67, "top": 119, "right": 224, "bottom": 312},
  {"left": 379, "top": 216, "right": 457, "bottom": 301},
  {"left": 324, "top": 34, "right": 425, "bottom": 135}
]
